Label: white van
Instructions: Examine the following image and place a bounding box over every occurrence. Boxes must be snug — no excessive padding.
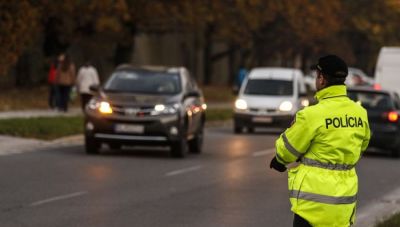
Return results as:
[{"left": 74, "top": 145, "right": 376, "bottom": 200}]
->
[
  {"left": 374, "top": 47, "right": 400, "bottom": 94},
  {"left": 233, "top": 67, "right": 308, "bottom": 133}
]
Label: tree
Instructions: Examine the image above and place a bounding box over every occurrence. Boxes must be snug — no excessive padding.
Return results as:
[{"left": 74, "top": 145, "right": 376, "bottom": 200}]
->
[{"left": 0, "top": 0, "right": 39, "bottom": 77}]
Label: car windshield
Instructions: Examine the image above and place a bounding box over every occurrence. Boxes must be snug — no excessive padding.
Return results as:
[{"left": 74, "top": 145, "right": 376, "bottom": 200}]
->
[
  {"left": 348, "top": 91, "right": 394, "bottom": 109},
  {"left": 244, "top": 79, "right": 293, "bottom": 96},
  {"left": 104, "top": 70, "right": 181, "bottom": 95}
]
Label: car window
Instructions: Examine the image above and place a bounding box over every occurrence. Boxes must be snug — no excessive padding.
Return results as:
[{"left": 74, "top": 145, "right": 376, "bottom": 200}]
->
[
  {"left": 104, "top": 70, "right": 181, "bottom": 95},
  {"left": 244, "top": 79, "right": 293, "bottom": 96},
  {"left": 348, "top": 91, "right": 395, "bottom": 110}
]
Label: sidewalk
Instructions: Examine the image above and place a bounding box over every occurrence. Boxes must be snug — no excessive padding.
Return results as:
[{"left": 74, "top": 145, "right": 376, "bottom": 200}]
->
[{"left": 0, "top": 102, "right": 232, "bottom": 119}]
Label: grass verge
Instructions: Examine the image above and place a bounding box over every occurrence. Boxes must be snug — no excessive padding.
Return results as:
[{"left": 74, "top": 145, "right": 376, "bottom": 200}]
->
[
  {"left": 375, "top": 212, "right": 400, "bottom": 227},
  {"left": 0, "top": 116, "right": 84, "bottom": 140},
  {"left": 0, "top": 108, "right": 233, "bottom": 140}
]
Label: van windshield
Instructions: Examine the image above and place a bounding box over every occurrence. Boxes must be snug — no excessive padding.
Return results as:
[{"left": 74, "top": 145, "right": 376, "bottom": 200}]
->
[{"left": 244, "top": 79, "right": 293, "bottom": 96}]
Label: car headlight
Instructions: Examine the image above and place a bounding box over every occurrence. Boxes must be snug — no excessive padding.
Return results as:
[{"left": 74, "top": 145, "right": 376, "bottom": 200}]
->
[
  {"left": 235, "top": 99, "right": 248, "bottom": 110},
  {"left": 279, "top": 101, "right": 293, "bottom": 112},
  {"left": 151, "top": 104, "right": 179, "bottom": 115}
]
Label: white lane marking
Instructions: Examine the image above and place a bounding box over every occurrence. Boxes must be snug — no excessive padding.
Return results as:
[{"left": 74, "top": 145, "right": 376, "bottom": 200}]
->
[
  {"left": 356, "top": 187, "right": 400, "bottom": 227},
  {"left": 29, "top": 191, "right": 88, "bottom": 207},
  {"left": 252, "top": 148, "right": 275, "bottom": 157},
  {"left": 165, "top": 165, "right": 203, "bottom": 177}
]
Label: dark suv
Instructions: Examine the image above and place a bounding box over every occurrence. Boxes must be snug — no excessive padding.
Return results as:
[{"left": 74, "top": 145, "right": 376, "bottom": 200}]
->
[{"left": 84, "top": 65, "right": 206, "bottom": 158}]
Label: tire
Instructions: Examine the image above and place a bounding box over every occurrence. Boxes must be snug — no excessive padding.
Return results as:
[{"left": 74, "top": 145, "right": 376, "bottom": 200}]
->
[
  {"left": 234, "top": 122, "right": 243, "bottom": 134},
  {"left": 109, "top": 143, "right": 121, "bottom": 150},
  {"left": 170, "top": 138, "right": 188, "bottom": 158},
  {"left": 391, "top": 148, "right": 400, "bottom": 158},
  {"left": 85, "top": 136, "right": 100, "bottom": 154},
  {"left": 189, "top": 127, "right": 204, "bottom": 154}
]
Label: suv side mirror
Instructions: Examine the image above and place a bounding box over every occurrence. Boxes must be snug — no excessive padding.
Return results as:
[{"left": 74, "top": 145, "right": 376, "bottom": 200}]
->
[
  {"left": 184, "top": 91, "right": 200, "bottom": 99},
  {"left": 89, "top": 85, "right": 100, "bottom": 93}
]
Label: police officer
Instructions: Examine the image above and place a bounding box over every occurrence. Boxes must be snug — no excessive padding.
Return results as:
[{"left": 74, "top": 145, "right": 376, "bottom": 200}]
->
[{"left": 270, "top": 55, "right": 371, "bottom": 227}]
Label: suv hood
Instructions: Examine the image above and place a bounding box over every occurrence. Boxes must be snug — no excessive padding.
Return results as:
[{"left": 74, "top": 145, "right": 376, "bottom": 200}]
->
[{"left": 99, "top": 91, "right": 181, "bottom": 106}]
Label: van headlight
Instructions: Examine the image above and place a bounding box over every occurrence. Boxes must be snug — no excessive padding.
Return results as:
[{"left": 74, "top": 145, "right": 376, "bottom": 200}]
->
[
  {"left": 151, "top": 104, "right": 179, "bottom": 115},
  {"left": 235, "top": 99, "right": 248, "bottom": 110},
  {"left": 279, "top": 101, "right": 293, "bottom": 112}
]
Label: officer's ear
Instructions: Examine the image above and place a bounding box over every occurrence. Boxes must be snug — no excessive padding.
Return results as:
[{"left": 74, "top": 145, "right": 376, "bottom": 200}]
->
[{"left": 317, "top": 73, "right": 328, "bottom": 88}]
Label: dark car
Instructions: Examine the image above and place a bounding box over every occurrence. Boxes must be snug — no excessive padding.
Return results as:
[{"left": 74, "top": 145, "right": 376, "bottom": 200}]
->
[
  {"left": 347, "top": 87, "right": 400, "bottom": 157},
  {"left": 84, "top": 65, "right": 206, "bottom": 158}
]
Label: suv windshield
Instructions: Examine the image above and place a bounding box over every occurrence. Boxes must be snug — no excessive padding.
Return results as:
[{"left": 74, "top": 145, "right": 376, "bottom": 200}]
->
[
  {"left": 104, "top": 70, "right": 181, "bottom": 95},
  {"left": 348, "top": 91, "right": 394, "bottom": 109},
  {"left": 244, "top": 79, "right": 293, "bottom": 96}
]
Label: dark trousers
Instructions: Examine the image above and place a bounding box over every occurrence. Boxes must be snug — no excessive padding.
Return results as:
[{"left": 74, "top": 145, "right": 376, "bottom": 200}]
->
[
  {"left": 56, "top": 85, "right": 71, "bottom": 112},
  {"left": 293, "top": 213, "right": 312, "bottom": 227},
  {"left": 80, "top": 93, "right": 93, "bottom": 111},
  {"left": 48, "top": 84, "right": 57, "bottom": 109}
]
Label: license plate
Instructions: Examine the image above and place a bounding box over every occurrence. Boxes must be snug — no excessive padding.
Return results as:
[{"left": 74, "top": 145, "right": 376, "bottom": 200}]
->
[
  {"left": 252, "top": 116, "right": 273, "bottom": 123},
  {"left": 115, "top": 124, "right": 144, "bottom": 133}
]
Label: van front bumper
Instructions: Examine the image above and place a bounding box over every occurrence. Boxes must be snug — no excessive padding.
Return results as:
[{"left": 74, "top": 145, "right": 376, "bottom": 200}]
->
[{"left": 234, "top": 112, "right": 294, "bottom": 128}]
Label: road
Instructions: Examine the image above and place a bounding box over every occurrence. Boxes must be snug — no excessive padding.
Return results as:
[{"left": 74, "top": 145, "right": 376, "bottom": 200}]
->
[{"left": 0, "top": 126, "right": 400, "bottom": 227}]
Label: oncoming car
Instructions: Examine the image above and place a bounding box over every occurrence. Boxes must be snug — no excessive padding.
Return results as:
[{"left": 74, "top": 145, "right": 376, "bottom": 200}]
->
[
  {"left": 84, "top": 65, "right": 206, "bottom": 158},
  {"left": 347, "top": 87, "right": 400, "bottom": 157}
]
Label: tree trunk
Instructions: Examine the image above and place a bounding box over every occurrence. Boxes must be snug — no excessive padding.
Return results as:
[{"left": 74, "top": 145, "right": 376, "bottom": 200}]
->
[{"left": 203, "top": 23, "right": 213, "bottom": 85}]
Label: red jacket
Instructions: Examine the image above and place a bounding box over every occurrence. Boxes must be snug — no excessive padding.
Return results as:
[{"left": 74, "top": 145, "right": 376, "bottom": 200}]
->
[{"left": 48, "top": 64, "right": 57, "bottom": 84}]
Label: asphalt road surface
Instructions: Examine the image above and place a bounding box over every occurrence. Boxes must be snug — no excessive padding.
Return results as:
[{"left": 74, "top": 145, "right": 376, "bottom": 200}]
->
[{"left": 1, "top": 127, "right": 400, "bottom": 227}]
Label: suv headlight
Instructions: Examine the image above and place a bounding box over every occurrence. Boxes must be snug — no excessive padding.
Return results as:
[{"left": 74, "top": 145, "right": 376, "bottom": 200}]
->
[
  {"left": 235, "top": 99, "right": 248, "bottom": 110},
  {"left": 151, "top": 103, "right": 179, "bottom": 115},
  {"left": 88, "top": 99, "right": 113, "bottom": 114},
  {"left": 279, "top": 101, "right": 293, "bottom": 112}
]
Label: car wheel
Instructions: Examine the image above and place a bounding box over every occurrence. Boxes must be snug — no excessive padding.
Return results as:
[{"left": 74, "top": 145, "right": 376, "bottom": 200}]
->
[
  {"left": 170, "top": 138, "right": 188, "bottom": 158},
  {"left": 109, "top": 143, "right": 121, "bottom": 150},
  {"left": 189, "top": 128, "right": 204, "bottom": 154},
  {"left": 391, "top": 148, "right": 400, "bottom": 158},
  {"left": 234, "top": 122, "right": 243, "bottom": 134},
  {"left": 85, "top": 136, "right": 100, "bottom": 154}
]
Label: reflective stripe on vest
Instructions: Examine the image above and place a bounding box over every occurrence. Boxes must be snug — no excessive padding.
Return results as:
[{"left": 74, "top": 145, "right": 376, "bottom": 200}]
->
[
  {"left": 301, "top": 157, "right": 355, "bottom": 170},
  {"left": 282, "top": 133, "right": 302, "bottom": 158},
  {"left": 289, "top": 190, "right": 357, "bottom": 205}
]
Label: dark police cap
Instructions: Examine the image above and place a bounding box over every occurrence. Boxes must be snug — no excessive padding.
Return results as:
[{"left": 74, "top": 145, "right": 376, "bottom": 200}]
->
[{"left": 310, "top": 55, "right": 348, "bottom": 78}]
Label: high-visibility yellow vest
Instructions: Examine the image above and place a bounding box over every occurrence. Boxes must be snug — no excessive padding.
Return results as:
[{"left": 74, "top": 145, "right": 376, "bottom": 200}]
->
[{"left": 275, "top": 85, "right": 370, "bottom": 227}]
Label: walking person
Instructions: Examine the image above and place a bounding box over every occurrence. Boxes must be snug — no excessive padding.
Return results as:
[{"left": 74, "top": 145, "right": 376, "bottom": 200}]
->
[
  {"left": 76, "top": 61, "right": 100, "bottom": 111},
  {"left": 269, "top": 55, "right": 371, "bottom": 227},
  {"left": 47, "top": 57, "right": 58, "bottom": 109},
  {"left": 55, "top": 53, "right": 76, "bottom": 112}
]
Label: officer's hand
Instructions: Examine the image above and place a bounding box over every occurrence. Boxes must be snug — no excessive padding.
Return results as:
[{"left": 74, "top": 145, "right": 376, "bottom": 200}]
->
[{"left": 270, "top": 156, "right": 287, "bottom": 172}]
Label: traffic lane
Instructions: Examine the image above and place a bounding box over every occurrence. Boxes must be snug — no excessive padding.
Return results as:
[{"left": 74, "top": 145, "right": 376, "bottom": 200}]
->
[
  {"left": 0, "top": 128, "right": 284, "bottom": 226},
  {"left": 1, "top": 127, "right": 398, "bottom": 226},
  {"left": 357, "top": 152, "right": 400, "bottom": 208},
  {"left": 1, "top": 152, "right": 291, "bottom": 227}
]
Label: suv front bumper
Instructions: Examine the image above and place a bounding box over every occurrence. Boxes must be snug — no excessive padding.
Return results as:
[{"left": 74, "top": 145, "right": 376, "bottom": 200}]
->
[
  {"left": 234, "top": 112, "right": 293, "bottom": 128},
  {"left": 85, "top": 113, "right": 183, "bottom": 145}
]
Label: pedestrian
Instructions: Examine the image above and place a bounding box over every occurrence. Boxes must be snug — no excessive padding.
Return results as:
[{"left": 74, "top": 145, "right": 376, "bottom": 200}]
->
[
  {"left": 269, "top": 55, "right": 371, "bottom": 227},
  {"left": 76, "top": 61, "right": 100, "bottom": 111},
  {"left": 47, "top": 57, "right": 58, "bottom": 109},
  {"left": 55, "top": 53, "right": 76, "bottom": 112}
]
